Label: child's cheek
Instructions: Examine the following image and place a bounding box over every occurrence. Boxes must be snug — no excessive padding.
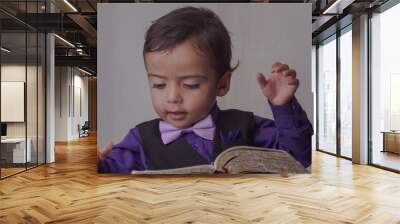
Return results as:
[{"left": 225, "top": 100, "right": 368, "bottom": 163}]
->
[{"left": 151, "top": 94, "right": 164, "bottom": 112}]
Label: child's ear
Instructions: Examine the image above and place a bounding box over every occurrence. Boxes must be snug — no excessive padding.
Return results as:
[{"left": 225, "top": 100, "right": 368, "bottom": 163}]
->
[{"left": 217, "top": 71, "right": 232, "bottom": 97}]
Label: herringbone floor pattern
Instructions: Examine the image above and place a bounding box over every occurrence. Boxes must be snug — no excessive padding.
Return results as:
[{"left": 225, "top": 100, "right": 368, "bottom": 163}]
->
[{"left": 1, "top": 134, "right": 400, "bottom": 223}]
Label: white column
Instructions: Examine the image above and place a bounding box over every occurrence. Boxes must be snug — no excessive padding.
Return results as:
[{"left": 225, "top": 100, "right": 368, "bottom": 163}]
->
[
  {"left": 352, "top": 14, "right": 369, "bottom": 164},
  {"left": 46, "top": 1, "right": 56, "bottom": 163},
  {"left": 46, "top": 33, "right": 55, "bottom": 163}
]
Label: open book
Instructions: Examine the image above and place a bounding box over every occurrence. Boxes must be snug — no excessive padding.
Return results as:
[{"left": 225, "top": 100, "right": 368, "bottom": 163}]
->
[{"left": 131, "top": 146, "right": 309, "bottom": 175}]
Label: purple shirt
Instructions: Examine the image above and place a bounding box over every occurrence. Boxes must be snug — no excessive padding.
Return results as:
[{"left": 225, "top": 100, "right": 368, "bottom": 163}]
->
[{"left": 98, "top": 98, "right": 313, "bottom": 173}]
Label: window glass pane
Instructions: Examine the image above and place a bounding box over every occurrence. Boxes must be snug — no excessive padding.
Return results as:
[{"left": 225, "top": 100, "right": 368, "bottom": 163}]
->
[
  {"left": 27, "top": 31, "right": 38, "bottom": 169},
  {"left": 340, "top": 28, "right": 352, "bottom": 158},
  {"left": 1, "top": 30, "right": 28, "bottom": 177},
  {"left": 0, "top": 1, "right": 46, "bottom": 179},
  {"left": 371, "top": 3, "right": 400, "bottom": 171},
  {"left": 318, "top": 36, "right": 337, "bottom": 154},
  {"left": 38, "top": 32, "right": 45, "bottom": 165}
]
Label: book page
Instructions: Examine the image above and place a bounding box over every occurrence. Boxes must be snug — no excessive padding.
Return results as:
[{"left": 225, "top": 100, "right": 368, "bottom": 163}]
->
[
  {"left": 131, "top": 164, "right": 215, "bottom": 175},
  {"left": 215, "top": 146, "right": 308, "bottom": 174}
]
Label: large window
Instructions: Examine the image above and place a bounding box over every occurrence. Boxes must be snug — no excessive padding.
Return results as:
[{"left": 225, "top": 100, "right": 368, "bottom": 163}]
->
[
  {"left": 317, "top": 35, "right": 337, "bottom": 154},
  {"left": 370, "top": 2, "right": 400, "bottom": 171},
  {"left": 316, "top": 25, "right": 353, "bottom": 159},
  {"left": 339, "top": 27, "right": 352, "bottom": 158}
]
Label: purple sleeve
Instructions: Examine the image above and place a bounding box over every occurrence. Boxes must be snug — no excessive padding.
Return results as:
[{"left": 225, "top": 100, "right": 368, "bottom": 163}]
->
[
  {"left": 253, "top": 97, "right": 313, "bottom": 168},
  {"left": 97, "top": 128, "right": 148, "bottom": 173}
]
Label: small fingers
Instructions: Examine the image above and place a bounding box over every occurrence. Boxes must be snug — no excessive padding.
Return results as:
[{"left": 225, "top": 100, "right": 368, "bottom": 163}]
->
[
  {"left": 271, "top": 62, "right": 282, "bottom": 72},
  {"left": 272, "top": 63, "right": 289, "bottom": 73},
  {"left": 105, "top": 141, "right": 113, "bottom": 152},
  {"left": 280, "top": 68, "right": 298, "bottom": 86},
  {"left": 256, "top": 72, "right": 269, "bottom": 88},
  {"left": 218, "top": 167, "right": 228, "bottom": 174},
  {"left": 283, "top": 69, "right": 296, "bottom": 78},
  {"left": 287, "top": 78, "right": 299, "bottom": 86},
  {"left": 98, "top": 141, "right": 113, "bottom": 159},
  {"left": 276, "top": 64, "right": 289, "bottom": 73}
]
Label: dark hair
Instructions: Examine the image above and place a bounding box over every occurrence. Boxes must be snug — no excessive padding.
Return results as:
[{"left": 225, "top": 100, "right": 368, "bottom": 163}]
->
[{"left": 143, "top": 6, "right": 239, "bottom": 78}]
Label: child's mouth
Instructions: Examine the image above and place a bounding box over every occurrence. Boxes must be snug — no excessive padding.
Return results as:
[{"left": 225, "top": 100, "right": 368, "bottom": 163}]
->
[{"left": 168, "top": 111, "right": 187, "bottom": 120}]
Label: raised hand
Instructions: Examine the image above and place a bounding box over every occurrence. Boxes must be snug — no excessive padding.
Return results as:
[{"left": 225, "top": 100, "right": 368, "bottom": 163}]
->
[{"left": 256, "top": 62, "right": 299, "bottom": 106}]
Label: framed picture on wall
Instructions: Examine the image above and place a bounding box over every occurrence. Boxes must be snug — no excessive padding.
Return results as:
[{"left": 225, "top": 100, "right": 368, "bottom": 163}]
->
[{"left": 1, "top": 81, "right": 25, "bottom": 122}]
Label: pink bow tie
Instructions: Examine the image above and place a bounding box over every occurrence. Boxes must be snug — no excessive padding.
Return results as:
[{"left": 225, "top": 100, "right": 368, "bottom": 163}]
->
[{"left": 159, "top": 114, "right": 216, "bottom": 145}]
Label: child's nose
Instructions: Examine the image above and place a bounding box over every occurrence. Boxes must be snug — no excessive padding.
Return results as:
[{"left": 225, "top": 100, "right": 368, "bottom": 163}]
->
[{"left": 167, "top": 85, "right": 183, "bottom": 103}]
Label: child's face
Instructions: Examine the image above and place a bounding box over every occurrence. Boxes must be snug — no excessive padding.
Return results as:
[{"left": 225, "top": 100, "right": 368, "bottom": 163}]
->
[{"left": 144, "top": 39, "right": 230, "bottom": 128}]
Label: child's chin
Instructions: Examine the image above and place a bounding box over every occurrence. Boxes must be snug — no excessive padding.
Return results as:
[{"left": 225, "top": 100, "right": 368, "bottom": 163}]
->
[
  {"left": 167, "top": 119, "right": 193, "bottom": 129},
  {"left": 170, "top": 122, "right": 190, "bottom": 129}
]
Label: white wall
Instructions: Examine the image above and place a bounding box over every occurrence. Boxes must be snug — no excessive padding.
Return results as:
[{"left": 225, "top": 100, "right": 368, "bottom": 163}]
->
[
  {"left": 72, "top": 73, "right": 89, "bottom": 138},
  {"left": 55, "top": 67, "right": 89, "bottom": 141},
  {"left": 55, "top": 66, "right": 69, "bottom": 141},
  {"left": 98, "top": 3, "right": 312, "bottom": 147}
]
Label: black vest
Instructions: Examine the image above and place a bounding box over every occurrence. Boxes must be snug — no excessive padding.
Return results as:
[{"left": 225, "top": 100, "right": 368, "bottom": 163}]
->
[{"left": 136, "top": 109, "right": 255, "bottom": 170}]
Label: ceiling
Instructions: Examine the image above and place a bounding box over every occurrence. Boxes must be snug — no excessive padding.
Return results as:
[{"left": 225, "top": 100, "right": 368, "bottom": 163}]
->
[{"left": 0, "top": 0, "right": 390, "bottom": 75}]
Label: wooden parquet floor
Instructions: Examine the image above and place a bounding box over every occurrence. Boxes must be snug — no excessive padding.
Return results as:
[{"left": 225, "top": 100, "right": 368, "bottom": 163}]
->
[{"left": 1, "top": 134, "right": 400, "bottom": 223}]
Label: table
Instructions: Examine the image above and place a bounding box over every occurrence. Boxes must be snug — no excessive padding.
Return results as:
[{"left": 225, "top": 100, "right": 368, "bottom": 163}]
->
[{"left": 381, "top": 131, "right": 400, "bottom": 154}]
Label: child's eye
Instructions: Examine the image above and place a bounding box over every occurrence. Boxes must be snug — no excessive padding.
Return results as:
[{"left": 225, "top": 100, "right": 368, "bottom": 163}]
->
[
  {"left": 152, "top": 83, "right": 166, "bottom": 89},
  {"left": 183, "top": 84, "right": 200, "bottom": 89}
]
